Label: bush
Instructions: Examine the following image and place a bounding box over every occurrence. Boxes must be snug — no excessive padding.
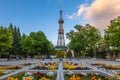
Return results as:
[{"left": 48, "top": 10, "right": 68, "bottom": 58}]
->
[{"left": 56, "top": 50, "right": 66, "bottom": 58}]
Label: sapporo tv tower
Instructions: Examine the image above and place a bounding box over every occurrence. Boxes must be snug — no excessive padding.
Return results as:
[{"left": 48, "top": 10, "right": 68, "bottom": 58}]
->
[{"left": 55, "top": 10, "right": 67, "bottom": 51}]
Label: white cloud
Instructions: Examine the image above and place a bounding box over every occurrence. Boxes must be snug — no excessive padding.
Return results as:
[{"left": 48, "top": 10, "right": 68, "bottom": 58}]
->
[
  {"left": 77, "top": 4, "right": 86, "bottom": 16},
  {"left": 67, "top": 0, "right": 120, "bottom": 29},
  {"left": 66, "top": 4, "right": 87, "bottom": 19},
  {"left": 66, "top": 13, "right": 76, "bottom": 19}
]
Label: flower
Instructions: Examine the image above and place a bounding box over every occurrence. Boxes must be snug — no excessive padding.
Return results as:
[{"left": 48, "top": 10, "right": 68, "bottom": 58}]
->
[
  {"left": 23, "top": 77, "right": 32, "bottom": 80},
  {"left": 39, "top": 77, "right": 49, "bottom": 80},
  {"left": 64, "top": 62, "right": 89, "bottom": 70},
  {"left": 67, "top": 71, "right": 74, "bottom": 75},
  {"left": 97, "top": 78, "right": 101, "bottom": 80},
  {"left": 47, "top": 71, "right": 54, "bottom": 76},
  {"left": 81, "top": 72, "right": 87, "bottom": 76},
  {"left": 7, "top": 77, "right": 19, "bottom": 80},
  {"left": 0, "top": 70, "right": 4, "bottom": 74},
  {"left": 76, "top": 77, "right": 81, "bottom": 80},
  {"left": 24, "top": 72, "right": 32, "bottom": 76},
  {"left": 34, "top": 66, "right": 39, "bottom": 69},
  {"left": 23, "top": 62, "right": 31, "bottom": 65},
  {"left": 69, "top": 74, "right": 81, "bottom": 80},
  {"left": 113, "top": 71, "right": 120, "bottom": 79},
  {"left": 34, "top": 71, "right": 45, "bottom": 77},
  {"left": 90, "top": 76, "right": 96, "bottom": 80},
  {"left": 34, "top": 62, "right": 58, "bottom": 70}
]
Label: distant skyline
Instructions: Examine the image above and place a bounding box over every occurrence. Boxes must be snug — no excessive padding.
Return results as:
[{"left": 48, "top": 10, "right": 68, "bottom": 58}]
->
[{"left": 0, "top": 0, "right": 120, "bottom": 45}]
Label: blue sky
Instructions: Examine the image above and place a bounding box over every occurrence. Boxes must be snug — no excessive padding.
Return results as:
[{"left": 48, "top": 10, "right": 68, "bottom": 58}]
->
[{"left": 0, "top": 0, "right": 119, "bottom": 45}]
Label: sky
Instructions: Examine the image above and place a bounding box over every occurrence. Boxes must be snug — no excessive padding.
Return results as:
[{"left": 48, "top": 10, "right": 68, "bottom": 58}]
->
[{"left": 0, "top": 0, "right": 120, "bottom": 45}]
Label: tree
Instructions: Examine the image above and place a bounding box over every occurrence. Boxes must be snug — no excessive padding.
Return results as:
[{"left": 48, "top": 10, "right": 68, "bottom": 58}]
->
[
  {"left": 0, "top": 26, "right": 13, "bottom": 57},
  {"left": 85, "top": 24, "right": 101, "bottom": 58},
  {"left": 21, "top": 34, "right": 33, "bottom": 58},
  {"left": 1, "top": 23, "right": 54, "bottom": 58},
  {"left": 9, "top": 25, "right": 22, "bottom": 58},
  {"left": 66, "top": 25, "right": 86, "bottom": 57},
  {"left": 105, "top": 16, "right": 120, "bottom": 59},
  {"left": 21, "top": 31, "right": 54, "bottom": 58},
  {"left": 66, "top": 24, "right": 101, "bottom": 58},
  {"left": 8, "top": 23, "right": 23, "bottom": 58},
  {"left": 105, "top": 16, "right": 120, "bottom": 47},
  {"left": 95, "top": 38, "right": 108, "bottom": 58}
]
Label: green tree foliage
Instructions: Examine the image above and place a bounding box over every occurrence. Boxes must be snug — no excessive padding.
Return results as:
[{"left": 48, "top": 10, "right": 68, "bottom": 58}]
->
[
  {"left": 105, "top": 16, "right": 120, "bottom": 55},
  {"left": 21, "top": 31, "right": 54, "bottom": 58},
  {"left": 95, "top": 38, "right": 108, "bottom": 58},
  {"left": 66, "top": 24, "right": 101, "bottom": 57},
  {"left": 66, "top": 25, "right": 85, "bottom": 56},
  {"left": 1, "top": 23, "right": 54, "bottom": 58},
  {"left": 0, "top": 26, "right": 13, "bottom": 55},
  {"left": 8, "top": 24, "right": 22, "bottom": 57},
  {"left": 105, "top": 16, "right": 120, "bottom": 47},
  {"left": 21, "top": 34, "right": 32, "bottom": 57}
]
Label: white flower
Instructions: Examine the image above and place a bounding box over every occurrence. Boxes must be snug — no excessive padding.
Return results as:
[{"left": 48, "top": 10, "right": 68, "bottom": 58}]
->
[
  {"left": 47, "top": 71, "right": 54, "bottom": 76},
  {"left": 112, "top": 71, "right": 117, "bottom": 74},
  {"left": 81, "top": 72, "right": 87, "bottom": 76},
  {"left": 25, "top": 72, "right": 32, "bottom": 76},
  {"left": 31, "top": 65, "right": 34, "bottom": 67},
  {"left": 95, "top": 73, "right": 99, "bottom": 75},
  {"left": 67, "top": 71, "right": 74, "bottom": 75}
]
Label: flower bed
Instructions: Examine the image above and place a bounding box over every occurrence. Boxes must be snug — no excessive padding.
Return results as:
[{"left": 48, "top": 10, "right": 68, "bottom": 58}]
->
[
  {"left": 91, "top": 62, "right": 105, "bottom": 66},
  {"left": 32, "top": 62, "right": 58, "bottom": 70},
  {"left": 114, "top": 72, "right": 120, "bottom": 79},
  {"left": 0, "top": 70, "right": 5, "bottom": 76},
  {"left": 64, "top": 73, "right": 115, "bottom": 80},
  {"left": 0, "top": 62, "right": 31, "bottom": 70},
  {"left": 0, "top": 70, "right": 14, "bottom": 77},
  {"left": 0, "top": 65, "right": 20, "bottom": 70},
  {"left": 63, "top": 62, "right": 90, "bottom": 70},
  {"left": 91, "top": 62, "right": 120, "bottom": 70},
  {"left": 6, "top": 71, "right": 57, "bottom": 80},
  {"left": 102, "top": 65, "right": 120, "bottom": 70}
]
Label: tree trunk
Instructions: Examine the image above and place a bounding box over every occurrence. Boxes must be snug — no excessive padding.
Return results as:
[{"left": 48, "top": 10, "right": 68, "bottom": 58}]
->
[
  {"left": 93, "top": 46, "right": 96, "bottom": 58},
  {"left": 113, "top": 53, "right": 116, "bottom": 61},
  {"left": 0, "top": 48, "right": 1, "bottom": 58},
  {"left": 119, "top": 54, "right": 120, "bottom": 58}
]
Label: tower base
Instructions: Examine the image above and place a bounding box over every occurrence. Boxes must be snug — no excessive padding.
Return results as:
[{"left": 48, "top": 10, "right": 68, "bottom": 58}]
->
[{"left": 54, "top": 46, "right": 67, "bottom": 51}]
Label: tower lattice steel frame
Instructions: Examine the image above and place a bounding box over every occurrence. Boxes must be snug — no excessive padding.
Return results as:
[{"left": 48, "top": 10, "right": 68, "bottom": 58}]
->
[{"left": 57, "top": 10, "right": 65, "bottom": 46}]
